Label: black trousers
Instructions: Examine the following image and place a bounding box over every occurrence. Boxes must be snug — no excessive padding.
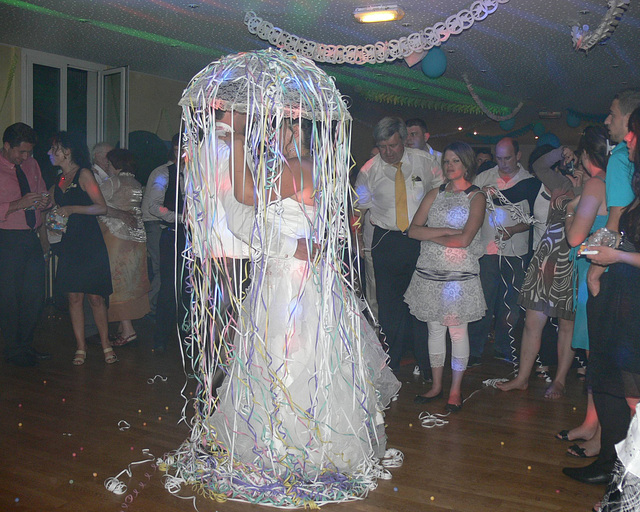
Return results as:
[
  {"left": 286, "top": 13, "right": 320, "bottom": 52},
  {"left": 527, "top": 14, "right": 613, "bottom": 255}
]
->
[
  {"left": 0, "top": 230, "right": 45, "bottom": 359},
  {"left": 371, "top": 226, "right": 429, "bottom": 373},
  {"left": 588, "top": 272, "right": 630, "bottom": 469},
  {"left": 153, "top": 227, "right": 188, "bottom": 350}
]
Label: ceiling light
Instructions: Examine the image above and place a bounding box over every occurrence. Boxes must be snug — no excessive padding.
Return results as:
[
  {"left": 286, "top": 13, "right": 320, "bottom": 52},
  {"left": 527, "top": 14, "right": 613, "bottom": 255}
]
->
[
  {"left": 354, "top": 5, "right": 405, "bottom": 23},
  {"left": 457, "top": 126, "right": 463, "bottom": 131},
  {"left": 473, "top": 131, "right": 478, "bottom": 135}
]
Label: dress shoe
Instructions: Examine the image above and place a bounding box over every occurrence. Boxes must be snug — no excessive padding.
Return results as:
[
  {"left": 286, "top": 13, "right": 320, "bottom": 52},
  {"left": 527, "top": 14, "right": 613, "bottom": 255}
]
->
[
  {"left": 414, "top": 390, "right": 443, "bottom": 404},
  {"left": 445, "top": 402, "right": 463, "bottom": 413},
  {"left": 28, "top": 348, "right": 52, "bottom": 360},
  {"left": 7, "top": 352, "right": 38, "bottom": 367},
  {"left": 445, "top": 396, "right": 464, "bottom": 413},
  {"left": 562, "top": 461, "right": 612, "bottom": 485}
]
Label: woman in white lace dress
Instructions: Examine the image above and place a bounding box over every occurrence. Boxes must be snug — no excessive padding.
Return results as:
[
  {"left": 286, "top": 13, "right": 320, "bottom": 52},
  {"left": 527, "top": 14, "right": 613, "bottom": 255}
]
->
[{"left": 405, "top": 142, "right": 486, "bottom": 412}]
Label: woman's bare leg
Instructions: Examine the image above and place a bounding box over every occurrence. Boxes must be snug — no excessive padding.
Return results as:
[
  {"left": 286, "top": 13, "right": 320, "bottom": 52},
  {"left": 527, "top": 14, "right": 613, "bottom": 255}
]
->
[
  {"left": 497, "top": 310, "right": 547, "bottom": 392},
  {"left": 68, "top": 292, "right": 86, "bottom": 351},
  {"left": 545, "top": 318, "right": 576, "bottom": 399}
]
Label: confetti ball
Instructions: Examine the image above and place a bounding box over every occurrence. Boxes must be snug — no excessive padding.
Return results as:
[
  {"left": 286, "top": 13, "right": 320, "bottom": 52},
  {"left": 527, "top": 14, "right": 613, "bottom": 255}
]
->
[
  {"left": 80, "top": 447, "right": 84, "bottom": 451},
  {"left": 500, "top": 441, "right": 505, "bottom": 446},
  {"left": 573, "top": 407, "right": 577, "bottom": 411},
  {"left": 138, "top": 409, "right": 142, "bottom": 414},
  {"left": 15, "top": 498, "right": 19, "bottom": 502},
  {"left": 393, "top": 487, "right": 398, "bottom": 492},
  {"left": 93, "top": 472, "right": 98, "bottom": 478},
  {"left": 143, "top": 422, "right": 147, "bottom": 427},
  {"left": 158, "top": 416, "right": 162, "bottom": 421},
  {"left": 555, "top": 489, "right": 560, "bottom": 494},
  {"left": 18, "top": 423, "right": 23, "bottom": 428},
  {"left": 189, "top": 392, "right": 193, "bottom": 396},
  {"left": 130, "top": 446, "right": 134, "bottom": 451},
  {"left": 165, "top": 406, "right": 169, "bottom": 411},
  {"left": 69, "top": 480, "right": 74, "bottom": 485},
  {"left": 409, "top": 423, "right": 413, "bottom": 427},
  {"left": 527, "top": 466, "right": 532, "bottom": 470},
  {"left": 62, "top": 398, "right": 66, "bottom": 403},
  {"left": 18, "top": 404, "right": 22, "bottom": 408},
  {"left": 430, "top": 496, "right": 435, "bottom": 501},
  {"left": 72, "top": 453, "right": 77, "bottom": 457}
]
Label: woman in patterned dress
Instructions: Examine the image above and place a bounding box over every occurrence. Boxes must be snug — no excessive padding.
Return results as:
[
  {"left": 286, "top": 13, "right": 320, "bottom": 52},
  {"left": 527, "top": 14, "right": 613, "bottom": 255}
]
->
[
  {"left": 497, "top": 146, "right": 583, "bottom": 398},
  {"left": 405, "top": 141, "right": 486, "bottom": 412}
]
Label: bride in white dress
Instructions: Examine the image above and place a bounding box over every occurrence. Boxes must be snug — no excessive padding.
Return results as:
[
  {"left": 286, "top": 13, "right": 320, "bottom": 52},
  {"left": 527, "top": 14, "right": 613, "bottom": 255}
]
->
[
  {"left": 202, "top": 118, "right": 400, "bottom": 504},
  {"left": 161, "top": 49, "right": 400, "bottom": 509}
]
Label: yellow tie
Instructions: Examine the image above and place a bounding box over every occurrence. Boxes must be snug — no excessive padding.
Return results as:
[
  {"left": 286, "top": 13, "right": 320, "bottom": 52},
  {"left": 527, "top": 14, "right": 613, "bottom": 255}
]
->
[{"left": 394, "top": 162, "right": 409, "bottom": 232}]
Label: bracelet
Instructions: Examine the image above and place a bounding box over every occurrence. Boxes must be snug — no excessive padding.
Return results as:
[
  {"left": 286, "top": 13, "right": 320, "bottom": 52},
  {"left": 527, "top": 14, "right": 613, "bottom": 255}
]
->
[{"left": 565, "top": 213, "right": 575, "bottom": 218}]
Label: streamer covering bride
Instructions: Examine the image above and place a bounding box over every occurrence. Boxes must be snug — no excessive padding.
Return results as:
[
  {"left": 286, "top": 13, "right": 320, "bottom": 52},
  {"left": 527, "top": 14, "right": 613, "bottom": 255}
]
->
[{"left": 162, "top": 49, "right": 400, "bottom": 508}]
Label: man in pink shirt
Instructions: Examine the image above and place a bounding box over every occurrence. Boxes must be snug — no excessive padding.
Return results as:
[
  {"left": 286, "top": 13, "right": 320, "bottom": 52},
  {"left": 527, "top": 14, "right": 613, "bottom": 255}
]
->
[{"left": 0, "top": 123, "right": 51, "bottom": 366}]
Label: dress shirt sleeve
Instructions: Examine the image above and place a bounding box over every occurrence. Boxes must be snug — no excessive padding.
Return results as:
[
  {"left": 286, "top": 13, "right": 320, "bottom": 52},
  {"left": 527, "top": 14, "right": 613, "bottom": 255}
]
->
[
  {"left": 354, "top": 160, "right": 374, "bottom": 210},
  {"left": 144, "top": 168, "right": 175, "bottom": 223},
  {"left": 430, "top": 160, "right": 444, "bottom": 189},
  {"left": 0, "top": 199, "right": 10, "bottom": 222}
]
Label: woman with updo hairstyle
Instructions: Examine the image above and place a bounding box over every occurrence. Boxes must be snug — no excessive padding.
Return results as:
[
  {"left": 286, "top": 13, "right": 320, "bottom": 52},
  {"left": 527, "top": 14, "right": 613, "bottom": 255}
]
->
[
  {"left": 99, "top": 148, "right": 149, "bottom": 346},
  {"left": 550, "top": 126, "right": 610, "bottom": 459},
  {"left": 48, "top": 131, "right": 115, "bottom": 365},
  {"left": 405, "top": 141, "right": 486, "bottom": 412}
]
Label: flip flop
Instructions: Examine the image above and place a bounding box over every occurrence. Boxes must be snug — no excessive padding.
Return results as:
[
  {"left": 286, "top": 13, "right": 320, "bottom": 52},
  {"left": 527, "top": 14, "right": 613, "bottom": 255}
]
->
[
  {"left": 103, "top": 347, "right": 118, "bottom": 364},
  {"left": 567, "top": 444, "right": 597, "bottom": 458},
  {"left": 112, "top": 333, "right": 137, "bottom": 347},
  {"left": 72, "top": 349, "right": 86, "bottom": 366},
  {"left": 555, "top": 429, "right": 586, "bottom": 442}
]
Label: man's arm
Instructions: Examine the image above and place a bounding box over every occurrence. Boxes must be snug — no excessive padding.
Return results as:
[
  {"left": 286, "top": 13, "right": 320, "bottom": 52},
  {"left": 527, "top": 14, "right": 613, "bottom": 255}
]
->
[{"left": 145, "top": 168, "right": 175, "bottom": 223}]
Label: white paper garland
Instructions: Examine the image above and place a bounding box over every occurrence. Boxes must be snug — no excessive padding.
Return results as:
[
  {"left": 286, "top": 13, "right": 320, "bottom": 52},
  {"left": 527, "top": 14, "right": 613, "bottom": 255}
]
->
[
  {"left": 462, "top": 73, "right": 524, "bottom": 121},
  {"left": 245, "top": 0, "right": 510, "bottom": 65},
  {"left": 571, "top": 0, "right": 631, "bottom": 52}
]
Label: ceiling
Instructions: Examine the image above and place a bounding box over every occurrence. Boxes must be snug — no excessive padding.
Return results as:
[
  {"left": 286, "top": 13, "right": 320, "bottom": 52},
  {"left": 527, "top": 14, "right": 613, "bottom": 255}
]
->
[{"left": 1, "top": 0, "right": 639, "bottom": 147}]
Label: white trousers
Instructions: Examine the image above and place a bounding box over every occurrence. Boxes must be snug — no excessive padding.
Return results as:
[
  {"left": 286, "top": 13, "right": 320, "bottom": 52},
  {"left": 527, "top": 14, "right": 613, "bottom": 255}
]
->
[{"left": 427, "top": 321, "right": 469, "bottom": 372}]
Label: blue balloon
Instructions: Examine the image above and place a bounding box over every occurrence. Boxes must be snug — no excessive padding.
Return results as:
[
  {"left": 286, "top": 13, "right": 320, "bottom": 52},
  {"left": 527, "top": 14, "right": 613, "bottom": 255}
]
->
[
  {"left": 421, "top": 47, "right": 447, "bottom": 79},
  {"left": 533, "top": 122, "right": 546, "bottom": 136},
  {"left": 499, "top": 118, "right": 515, "bottom": 131},
  {"left": 537, "top": 132, "right": 560, "bottom": 148},
  {"left": 567, "top": 111, "right": 581, "bottom": 128}
]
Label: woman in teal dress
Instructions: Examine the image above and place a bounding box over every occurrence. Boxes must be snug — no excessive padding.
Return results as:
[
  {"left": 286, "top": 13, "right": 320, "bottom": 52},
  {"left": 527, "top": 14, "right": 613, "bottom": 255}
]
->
[{"left": 560, "top": 126, "right": 610, "bottom": 457}]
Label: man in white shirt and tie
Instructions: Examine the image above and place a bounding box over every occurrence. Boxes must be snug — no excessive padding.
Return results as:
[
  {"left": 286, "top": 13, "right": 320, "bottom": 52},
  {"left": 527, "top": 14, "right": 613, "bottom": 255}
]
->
[{"left": 355, "top": 117, "right": 443, "bottom": 378}]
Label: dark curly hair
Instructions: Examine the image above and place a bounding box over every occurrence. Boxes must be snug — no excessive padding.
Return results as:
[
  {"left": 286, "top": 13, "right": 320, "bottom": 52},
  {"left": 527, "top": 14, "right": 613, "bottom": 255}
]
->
[{"left": 50, "top": 131, "right": 92, "bottom": 170}]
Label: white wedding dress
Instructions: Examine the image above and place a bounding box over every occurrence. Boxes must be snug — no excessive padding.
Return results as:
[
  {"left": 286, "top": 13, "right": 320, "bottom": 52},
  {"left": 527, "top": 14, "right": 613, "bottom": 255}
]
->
[{"left": 199, "top": 197, "right": 400, "bottom": 506}]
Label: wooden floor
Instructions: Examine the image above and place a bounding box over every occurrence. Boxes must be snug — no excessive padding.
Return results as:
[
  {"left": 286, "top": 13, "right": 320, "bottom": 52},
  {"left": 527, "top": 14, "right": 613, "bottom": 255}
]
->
[{"left": 1, "top": 308, "right": 604, "bottom": 512}]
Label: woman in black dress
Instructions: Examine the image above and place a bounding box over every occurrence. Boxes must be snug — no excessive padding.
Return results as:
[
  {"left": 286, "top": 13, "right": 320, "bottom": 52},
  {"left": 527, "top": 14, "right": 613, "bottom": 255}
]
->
[
  {"left": 586, "top": 106, "right": 640, "bottom": 512},
  {"left": 48, "top": 132, "right": 115, "bottom": 365}
]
